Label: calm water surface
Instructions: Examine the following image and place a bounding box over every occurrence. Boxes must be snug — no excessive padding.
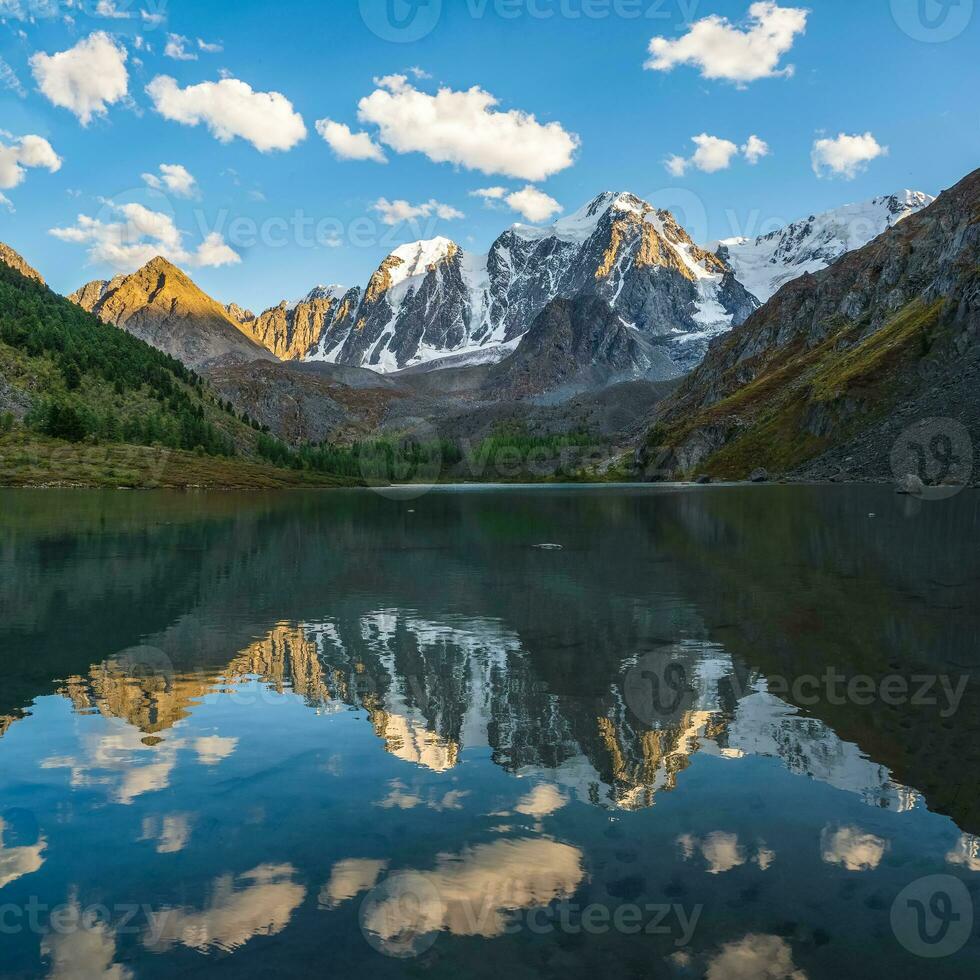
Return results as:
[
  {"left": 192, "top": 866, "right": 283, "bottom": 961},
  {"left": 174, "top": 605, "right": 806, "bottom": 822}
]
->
[{"left": 1, "top": 485, "right": 978, "bottom": 978}]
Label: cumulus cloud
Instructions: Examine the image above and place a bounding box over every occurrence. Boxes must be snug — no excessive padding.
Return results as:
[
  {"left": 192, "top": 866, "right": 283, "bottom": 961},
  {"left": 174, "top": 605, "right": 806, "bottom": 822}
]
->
[
  {"left": 141, "top": 162, "right": 198, "bottom": 197},
  {"left": 811, "top": 132, "right": 887, "bottom": 179},
  {"left": 146, "top": 74, "right": 307, "bottom": 152},
  {"left": 0, "top": 133, "right": 62, "bottom": 190},
  {"left": 471, "top": 184, "right": 562, "bottom": 223},
  {"left": 706, "top": 933, "right": 807, "bottom": 980},
  {"left": 30, "top": 32, "right": 129, "bottom": 125},
  {"left": 356, "top": 75, "right": 579, "bottom": 181},
  {"left": 504, "top": 185, "right": 562, "bottom": 223},
  {"left": 319, "top": 859, "right": 388, "bottom": 910},
  {"left": 141, "top": 9, "right": 165, "bottom": 27},
  {"left": 371, "top": 197, "right": 464, "bottom": 226},
  {"left": 50, "top": 202, "right": 240, "bottom": 271},
  {"left": 742, "top": 134, "right": 770, "bottom": 164},
  {"left": 665, "top": 133, "right": 770, "bottom": 176},
  {"left": 646, "top": 2, "right": 808, "bottom": 85},
  {"left": 470, "top": 186, "right": 507, "bottom": 202},
  {"left": 147, "top": 864, "right": 305, "bottom": 954},
  {"left": 198, "top": 38, "right": 223, "bottom": 53},
  {"left": 514, "top": 784, "right": 567, "bottom": 818},
  {"left": 195, "top": 735, "right": 239, "bottom": 764},
  {"left": 820, "top": 825, "right": 888, "bottom": 871},
  {"left": 164, "top": 34, "right": 197, "bottom": 61},
  {"left": 315, "top": 118, "right": 387, "bottom": 163}
]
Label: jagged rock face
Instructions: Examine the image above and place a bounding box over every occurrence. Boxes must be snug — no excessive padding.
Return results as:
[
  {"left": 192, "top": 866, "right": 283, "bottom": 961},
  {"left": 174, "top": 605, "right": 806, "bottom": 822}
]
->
[
  {"left": 225, "top": 302, "right": 255, "bottom": 324},
  {"left": 0, "top": 242, "right": 44, "bottom": 285},
  {"left": 714, "top": 190, "right": 934, "bottom": 304},
  {"left": 485, "top": 296, "right": 681, "bottom": 399},
  {"left": 70, "top": 257, "right": 275, "bottom": 371},
  {"left": 316, "top": 239, "right": 478, "bottom": 372},
  {"left": 310, "top": 193, "right": 759, "bottom": 375},
  {"left": 233, "top": 286, "right": 359, "bottom": 361},
  {"left": 645, "top": 168, "right": 980, "bottom": 480}
]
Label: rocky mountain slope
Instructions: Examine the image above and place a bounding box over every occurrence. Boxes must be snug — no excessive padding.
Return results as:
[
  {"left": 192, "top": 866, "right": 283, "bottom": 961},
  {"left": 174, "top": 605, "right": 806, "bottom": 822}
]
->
[
  {"left": 642, "top": 169, "right": 979, "bottom": 484},
  {"left": 481, "top": 295, "right": 680, "bottom": 400},
  {"left": 230, "top": 285, "right": 360, "bottom": 361},
  {"left": 70, "top": 257, "right": 275, "bottom": 371},
  {"left": 713, "top": 190, "right": 934, "bottom": 304},
  {"left": 285, "top": 192, "right": 758, "bottom": 375},
  {"left": 0, "top": 243, "right": 44, "bottom": 285}
]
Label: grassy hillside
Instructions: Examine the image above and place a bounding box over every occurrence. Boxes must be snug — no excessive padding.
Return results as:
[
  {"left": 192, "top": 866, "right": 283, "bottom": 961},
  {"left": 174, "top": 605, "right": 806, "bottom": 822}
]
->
[
  {"left": 0, "top": 259, "right": 355, "bottom": 487},
  {"left": 646, "top": 299, "right": 947, "bottom": 480}
]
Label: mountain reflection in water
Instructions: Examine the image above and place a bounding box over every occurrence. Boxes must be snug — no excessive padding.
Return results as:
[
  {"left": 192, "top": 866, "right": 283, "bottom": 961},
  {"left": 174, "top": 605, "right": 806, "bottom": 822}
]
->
[{"left": 0, "top": 486, "right": 977, "bottom": 979}]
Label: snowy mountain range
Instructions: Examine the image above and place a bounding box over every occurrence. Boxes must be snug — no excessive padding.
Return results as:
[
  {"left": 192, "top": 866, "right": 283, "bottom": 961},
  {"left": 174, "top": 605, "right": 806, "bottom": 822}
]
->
[
  {"left": 712, "top": 190, "right": 934, "bottom": 303},
  {"left": 67, "top": 188, "right": 936, "bottom": 382},
  {"left": 252, "top": 192, "right": 759, "bottom": 377},
  {"left": 235, "top": 188, "right": 933, "bottom": 377}
]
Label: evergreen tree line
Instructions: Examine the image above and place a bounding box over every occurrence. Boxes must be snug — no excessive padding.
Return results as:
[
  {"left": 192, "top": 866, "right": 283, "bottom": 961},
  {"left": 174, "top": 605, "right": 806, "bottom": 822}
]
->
[{"left": 0, "top": 263, "right": 233, "bottom": 455}]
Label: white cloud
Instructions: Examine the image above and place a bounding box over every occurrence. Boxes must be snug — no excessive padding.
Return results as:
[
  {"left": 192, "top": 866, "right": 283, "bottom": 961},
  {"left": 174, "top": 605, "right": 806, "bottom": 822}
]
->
[
  {"left": 820, "top": 825, "right": 888, "bottom": 871},
  {"left": 356, "top": 76, "right": 579, "bottom": 181},
  {"left": 470, "top": 186, "right": 507, "bottom": 201},
  {"left": 742, "top": 134, "right": 770, "bottom": 164},
  {"left": 50, "top": 202, "right": 240, "bottom": 271},
  {"left": 164, "top": 34, "right": 197, "bottom": 61},
  {"left": 0, "top": 816, "right": 46, "bottom": 889},
  {"left": 471, "top": 184, "right": 562, "bottom": 222},
  {"left": 371, "top": 197, "right": 464, "bottom": 226},
  {"left": 504, "top": 185, "right": 562, "bottom": 223},
  {"left": 141, "top": 9, "right": 165, "bottom": 27},
  {"left": 141, "top": 163, "right": 198, "bottom": 198},
  {"left": 646, "top": 2, "right": 808, "bottom": 85},
  {"left": 146, "top": 75, "right": 307, "bottom": 152},
  {"left": 197, "top": 38, "right": 223, "bottom": 53},
  {"left": 319, "top": 859, "right": 388, "bottom": 910},
  {"left": 195, "top": 735, "right": 239, "bottom": 764},
  {"left": 811, "top": 131, "right": 887, "bottom": 179},
  {"left": 315, "top": 118, "right": 387, "bottom": 163},
  {"left": 691, "top": 134, "right": 741, "bottom": 173},
  {"left": 30, "top": 32, "right": 129, "bottom": 125},
  {"left": 706, "top": 934, "right": 806, "bottom": 980},
  {"left": 95, "top": 0, "right": 131, "bottom": 18},
  {"left": 147, "top": 864, "right": 305, "bottom": 954},
  {"left": 946, "top": 835, "right": 980, "bottom": 872},
  {"left": 0, "top": 133, "right": 62, "bottom": 190},
  {"left": 514, "top": 784, "right": 567, "bottom": 818},
  {"left": 408, "top": 66, "right": 432, "bottom": 79},
  {"left": 665, "top": 133, "right": 769, "bottom": 175},
  {"left": 0, "top": 192, "right": 12, "bottom": 212}
]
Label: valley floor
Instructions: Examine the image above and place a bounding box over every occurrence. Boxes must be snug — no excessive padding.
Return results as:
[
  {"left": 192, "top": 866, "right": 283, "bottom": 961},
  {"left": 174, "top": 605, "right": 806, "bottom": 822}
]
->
[{"left": 0, "top": 434, "right": 358, "bottom": 489}]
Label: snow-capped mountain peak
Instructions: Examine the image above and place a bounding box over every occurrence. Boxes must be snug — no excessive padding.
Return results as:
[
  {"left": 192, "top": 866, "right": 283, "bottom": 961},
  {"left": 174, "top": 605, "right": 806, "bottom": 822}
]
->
[
  {"left": 388, "top": 237, "right": 459, "bottom": 287},
  {"left": 713, "top": 189, "right": 935, "bottom": 303}
]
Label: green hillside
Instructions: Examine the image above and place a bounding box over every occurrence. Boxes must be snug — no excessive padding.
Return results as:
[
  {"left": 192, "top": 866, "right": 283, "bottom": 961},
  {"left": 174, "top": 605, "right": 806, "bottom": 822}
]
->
[{"left": 0, "top": 259, "right": 352, "bottom": 488}]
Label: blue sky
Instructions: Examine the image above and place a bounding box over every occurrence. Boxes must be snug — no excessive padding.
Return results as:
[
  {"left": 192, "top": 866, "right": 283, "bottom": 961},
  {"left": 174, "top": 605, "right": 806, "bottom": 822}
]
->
[{"left": 1, "top": 0, "right": 978, "bottom": 311}]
